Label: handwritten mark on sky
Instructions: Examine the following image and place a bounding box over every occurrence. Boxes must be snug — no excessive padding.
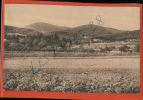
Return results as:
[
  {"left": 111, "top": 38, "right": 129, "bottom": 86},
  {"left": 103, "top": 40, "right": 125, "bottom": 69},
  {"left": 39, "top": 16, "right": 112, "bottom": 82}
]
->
[{"left": 96, "top": 15, "right": 104, "bottom": 25}]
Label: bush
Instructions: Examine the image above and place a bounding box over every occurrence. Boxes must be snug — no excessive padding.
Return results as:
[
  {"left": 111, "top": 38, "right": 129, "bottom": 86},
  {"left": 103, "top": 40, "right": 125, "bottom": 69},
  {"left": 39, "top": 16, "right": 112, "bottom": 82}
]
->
[
  {"left": 100, "top": 46, "right": 115, "bottom": 53},
  {"left": 135, "top": 44, "right": 140, "bottom": 53},
  {"left": 119, "top": 45, "right": 130, "bottom": 53}
]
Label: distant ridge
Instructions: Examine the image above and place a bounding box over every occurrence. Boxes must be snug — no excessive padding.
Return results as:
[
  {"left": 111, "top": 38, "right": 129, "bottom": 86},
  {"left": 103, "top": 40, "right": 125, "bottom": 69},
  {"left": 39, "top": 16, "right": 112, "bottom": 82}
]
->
[
  {"left": 25, "top": 22, "right": 71, "bottom": 35},
  {"left": 4, "top": 23, "right": 140, "bottom": 41}
]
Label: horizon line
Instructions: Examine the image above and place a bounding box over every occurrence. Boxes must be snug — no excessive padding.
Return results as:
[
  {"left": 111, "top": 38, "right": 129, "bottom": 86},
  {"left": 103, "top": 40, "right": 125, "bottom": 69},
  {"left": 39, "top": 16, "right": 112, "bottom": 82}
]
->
[{"left": 4, "top": 22, "right": 140, "bottom": 31}]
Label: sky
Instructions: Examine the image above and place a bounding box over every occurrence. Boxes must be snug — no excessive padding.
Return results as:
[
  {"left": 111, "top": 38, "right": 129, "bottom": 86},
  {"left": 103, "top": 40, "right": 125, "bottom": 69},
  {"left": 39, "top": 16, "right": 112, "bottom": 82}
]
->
[{"left": 5, "top": 4, "right": 140, "bottom": 31}]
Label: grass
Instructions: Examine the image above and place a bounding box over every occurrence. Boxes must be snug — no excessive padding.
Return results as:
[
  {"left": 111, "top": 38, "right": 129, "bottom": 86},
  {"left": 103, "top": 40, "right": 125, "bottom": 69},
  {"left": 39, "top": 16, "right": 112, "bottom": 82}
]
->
[
  {"left": 4, "top": 51, "right": 139, "bottom": 58},
  {"left": 3, "top": 67, "right": 140, "bottom": 93}
]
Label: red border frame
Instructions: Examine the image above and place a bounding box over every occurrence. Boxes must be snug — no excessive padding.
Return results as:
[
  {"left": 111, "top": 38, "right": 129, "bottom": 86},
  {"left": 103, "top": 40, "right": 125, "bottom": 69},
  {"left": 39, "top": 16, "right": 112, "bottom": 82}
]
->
[{"left": 1, "top": 0, "right": 143, "bottom": 100}]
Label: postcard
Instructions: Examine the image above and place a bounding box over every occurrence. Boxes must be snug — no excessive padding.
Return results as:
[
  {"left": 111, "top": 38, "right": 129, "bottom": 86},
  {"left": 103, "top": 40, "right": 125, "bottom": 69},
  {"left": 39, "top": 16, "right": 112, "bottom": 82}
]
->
[{"left": 1, "top": 0, "right": 143, "bottom": 100}]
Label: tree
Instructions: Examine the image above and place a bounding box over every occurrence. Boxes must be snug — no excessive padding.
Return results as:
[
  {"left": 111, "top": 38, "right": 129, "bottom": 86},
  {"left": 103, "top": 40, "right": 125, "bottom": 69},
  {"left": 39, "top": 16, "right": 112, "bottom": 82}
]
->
[
  {"left": 38, "top": 39, "right": 47, "bottom": 50},
  {"left": 135, "top": 44, "right": 140, "bottom": 53},
  {"left": 119, "top": 45, "right": 130, "bottom": 53},
  {"left": 32, "top": 39, "right": 39, "bottom": 50},
  {"left": 4, "top": 41, "right": 10, "bottom": 50},
  {"left": 105, "top": 46, "right": 115, "bottom": 53},
  {"left": 60, "top": 38, "right": 68, "bottom": 51},
  {"left": 100, "top": 46, "right": 115, "bottom": 53}
]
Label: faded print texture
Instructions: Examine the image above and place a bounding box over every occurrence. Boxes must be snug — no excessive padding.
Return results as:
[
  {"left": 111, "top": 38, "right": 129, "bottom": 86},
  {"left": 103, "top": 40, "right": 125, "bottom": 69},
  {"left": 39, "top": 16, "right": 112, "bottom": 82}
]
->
[{"left": 3, "top": 4, "right": 140, "bottom": 93}]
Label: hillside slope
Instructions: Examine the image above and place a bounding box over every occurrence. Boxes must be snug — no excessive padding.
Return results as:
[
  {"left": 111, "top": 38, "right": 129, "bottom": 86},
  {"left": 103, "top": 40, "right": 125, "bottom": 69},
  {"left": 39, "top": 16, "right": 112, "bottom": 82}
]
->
[{"left": 25, "top": 22, "right": 70, "bottom": 35}]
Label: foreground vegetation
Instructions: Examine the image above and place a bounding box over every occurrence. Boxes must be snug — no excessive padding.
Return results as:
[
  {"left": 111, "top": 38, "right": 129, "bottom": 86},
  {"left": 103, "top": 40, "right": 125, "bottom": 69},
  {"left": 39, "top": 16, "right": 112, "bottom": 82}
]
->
[{"left": 3, "top": 68, "right": 140, "bottom": 93}]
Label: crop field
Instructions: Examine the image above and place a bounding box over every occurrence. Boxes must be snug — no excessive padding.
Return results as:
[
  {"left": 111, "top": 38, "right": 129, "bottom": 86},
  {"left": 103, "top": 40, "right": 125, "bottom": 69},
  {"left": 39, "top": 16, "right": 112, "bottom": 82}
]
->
[
  {"left": 3, "top": 56, "right": 140, "bottom": 93},
  {"left": 3, "top": 67, "right": 140, "bottom": 93}
]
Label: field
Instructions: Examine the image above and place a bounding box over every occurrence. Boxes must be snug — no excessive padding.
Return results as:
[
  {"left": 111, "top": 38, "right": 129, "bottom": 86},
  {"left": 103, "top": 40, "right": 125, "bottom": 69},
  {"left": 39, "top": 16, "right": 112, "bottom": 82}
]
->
[
  {"left": 3, "top": 56, "right": 140, "bottom": 93},
  {"left": 3, "top": 68, "right": 140, "bottom": 93}
]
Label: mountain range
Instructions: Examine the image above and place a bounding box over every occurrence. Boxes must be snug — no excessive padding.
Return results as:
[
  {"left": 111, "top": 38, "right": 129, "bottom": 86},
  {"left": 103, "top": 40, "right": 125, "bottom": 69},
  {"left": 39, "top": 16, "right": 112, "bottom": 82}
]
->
[
  {"left": 4, "top": 22, "right": 140, "bottom": 41},
  {"left": 4, "top": 22, "right": 140, "bottom": 51}
]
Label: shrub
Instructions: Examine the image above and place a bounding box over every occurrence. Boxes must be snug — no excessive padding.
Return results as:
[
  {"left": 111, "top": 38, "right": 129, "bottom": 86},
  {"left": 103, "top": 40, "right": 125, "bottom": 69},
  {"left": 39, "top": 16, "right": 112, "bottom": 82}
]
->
[
  {"left": 135, "top": 44, "right": 140, "bottom": 53},
  {"left": 119, "top": 45, "right": 130, "bottom": 53}
]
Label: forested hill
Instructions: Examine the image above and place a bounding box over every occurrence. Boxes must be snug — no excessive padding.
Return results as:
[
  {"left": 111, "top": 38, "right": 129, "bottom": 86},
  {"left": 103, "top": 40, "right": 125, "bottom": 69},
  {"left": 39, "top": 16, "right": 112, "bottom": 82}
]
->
[{"left": 4, "top": 23, "right": 140, "bottom": 51}]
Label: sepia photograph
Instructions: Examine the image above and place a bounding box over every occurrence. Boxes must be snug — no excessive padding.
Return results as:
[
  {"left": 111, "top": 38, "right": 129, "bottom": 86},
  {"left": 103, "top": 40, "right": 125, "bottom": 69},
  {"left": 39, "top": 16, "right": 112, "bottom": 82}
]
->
[{"left": 3, "top": 4, "right": 140, "bottom": 93}]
